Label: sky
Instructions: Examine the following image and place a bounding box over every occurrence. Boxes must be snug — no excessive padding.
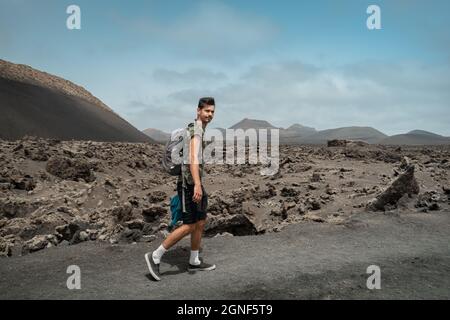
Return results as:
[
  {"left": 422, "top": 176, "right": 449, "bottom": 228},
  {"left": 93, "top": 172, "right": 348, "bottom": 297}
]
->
[{"left": 1, "top": 0, "right": 449, "bottom": 136}]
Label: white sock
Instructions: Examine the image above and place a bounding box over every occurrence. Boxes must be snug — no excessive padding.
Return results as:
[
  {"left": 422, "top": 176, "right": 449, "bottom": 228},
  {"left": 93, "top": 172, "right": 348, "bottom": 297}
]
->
[
  {"left": 190, "top": 250, "right": 201, "bottom": 265},
  {"left": 152, "top": 244, "right": 167, "bottom": 264}
]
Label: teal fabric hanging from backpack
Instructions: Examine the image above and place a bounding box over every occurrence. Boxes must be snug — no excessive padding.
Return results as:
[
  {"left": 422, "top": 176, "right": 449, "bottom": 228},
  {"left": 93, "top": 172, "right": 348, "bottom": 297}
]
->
[{"left": 168, "top": 194, "right": 182, "bottom": 232}]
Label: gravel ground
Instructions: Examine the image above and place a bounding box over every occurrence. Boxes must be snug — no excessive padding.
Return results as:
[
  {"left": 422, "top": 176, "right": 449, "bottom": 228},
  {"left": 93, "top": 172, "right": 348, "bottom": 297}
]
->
[{"left": 0, "top": 211, "right": 448, "bottom": 299}]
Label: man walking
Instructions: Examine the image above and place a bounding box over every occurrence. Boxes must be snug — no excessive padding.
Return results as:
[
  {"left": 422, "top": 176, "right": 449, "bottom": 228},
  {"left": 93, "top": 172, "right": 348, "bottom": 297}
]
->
[{"left": 145, "top": 97, "right": 216, "bottom": 281}]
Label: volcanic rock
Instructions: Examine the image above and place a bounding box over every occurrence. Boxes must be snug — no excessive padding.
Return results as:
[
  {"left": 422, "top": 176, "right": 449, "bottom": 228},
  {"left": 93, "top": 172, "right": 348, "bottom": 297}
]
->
[
  {"left": 368, "top": 165, "right": 420, "bottom": 211},
  {"left": 22, "top": 234, "right": 58, "bottom": 254},
  {"left": 205, "top": 214, "right": 258, "bottom": 236},
  {"left": 142, "top": 205, "right": 167, "bottom": 223},
  {"left": 46, "top": 156, "right": 96, "bottom": 182}
]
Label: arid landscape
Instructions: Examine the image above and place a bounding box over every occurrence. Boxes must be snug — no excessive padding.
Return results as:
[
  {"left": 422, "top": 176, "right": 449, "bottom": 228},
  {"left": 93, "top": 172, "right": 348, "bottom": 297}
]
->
[
  {"left": 1, "top": 136, "right": 449, "bottom": 257},
  {"left": 1, "top": 59, "right": 449, "bottom": 299},
  {"left": 0, "top": 137, "right": 449, "bottom": 299}
]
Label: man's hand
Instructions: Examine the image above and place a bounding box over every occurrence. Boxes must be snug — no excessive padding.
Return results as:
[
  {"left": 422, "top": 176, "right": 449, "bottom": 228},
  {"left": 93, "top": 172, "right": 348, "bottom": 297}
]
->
[{"left": 193, "top": 183, "right": 203, "bottom": 203}]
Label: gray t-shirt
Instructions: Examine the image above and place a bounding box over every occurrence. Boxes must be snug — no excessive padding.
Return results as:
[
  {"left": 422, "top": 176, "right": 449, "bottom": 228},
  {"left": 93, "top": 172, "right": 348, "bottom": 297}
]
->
[{"left": 178, "top": 121, "right": 206, "bottom": 186}]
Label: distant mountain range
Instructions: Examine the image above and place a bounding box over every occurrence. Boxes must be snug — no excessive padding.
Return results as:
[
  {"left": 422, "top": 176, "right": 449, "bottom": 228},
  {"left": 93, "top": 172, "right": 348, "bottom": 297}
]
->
[
  {"left": 142, "top": 128, "right": 170, "bottom": 144},
  {"left": 2, "top": 59, "right": 447, "bottom": 146},
  {"left": 229, "top": 118, "right": 278, "bottom": 130},
  {"left": 145, "top": 118, "right": 450, "bottom": 146},
  {"left": 295, "top": 126, "right": 387, "bottom": 145},
  {"left": 0, "top": 59, "right": 155, "bottom": 143},
  {"left": 378, "top": 130, "right": 450, "bottom": 145}
]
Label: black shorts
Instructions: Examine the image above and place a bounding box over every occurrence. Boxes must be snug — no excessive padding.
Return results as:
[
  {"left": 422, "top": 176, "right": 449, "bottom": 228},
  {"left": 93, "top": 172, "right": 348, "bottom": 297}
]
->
[{"left": 177, "top": 181, "right": 208, "bottom": 225}]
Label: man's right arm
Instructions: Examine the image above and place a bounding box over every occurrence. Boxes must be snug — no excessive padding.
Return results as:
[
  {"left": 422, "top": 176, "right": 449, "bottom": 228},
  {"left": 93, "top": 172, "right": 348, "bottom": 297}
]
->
[{"left": 189, "top": 135, "right": 203, "bottom": 202}]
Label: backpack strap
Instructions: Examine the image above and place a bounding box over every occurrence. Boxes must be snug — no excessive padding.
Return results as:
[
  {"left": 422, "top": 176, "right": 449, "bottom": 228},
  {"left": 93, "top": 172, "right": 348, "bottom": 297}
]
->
[
  {"left": 180, "top": 126, "right": 190, "bottom": 213},
  {"left": 181, "top": 163, "right": 186, "bottom": 213}
]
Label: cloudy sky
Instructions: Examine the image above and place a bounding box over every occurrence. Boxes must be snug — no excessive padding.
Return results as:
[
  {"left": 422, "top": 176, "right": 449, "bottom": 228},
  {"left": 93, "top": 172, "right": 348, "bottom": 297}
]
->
[{"left": 1, "top": 0, "right": 449, "bottom": 135}]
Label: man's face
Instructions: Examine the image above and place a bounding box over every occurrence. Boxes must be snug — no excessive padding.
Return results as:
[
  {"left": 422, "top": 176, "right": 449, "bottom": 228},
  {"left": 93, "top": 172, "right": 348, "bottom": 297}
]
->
[{"left": 197, "top": 105, "right": 215, "bottom": 124}]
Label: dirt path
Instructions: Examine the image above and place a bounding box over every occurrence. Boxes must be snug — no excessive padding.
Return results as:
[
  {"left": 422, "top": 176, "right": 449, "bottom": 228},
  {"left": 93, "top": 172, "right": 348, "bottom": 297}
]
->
[{"left": 0, "top": 211, "right": 449, "bottom": 299}]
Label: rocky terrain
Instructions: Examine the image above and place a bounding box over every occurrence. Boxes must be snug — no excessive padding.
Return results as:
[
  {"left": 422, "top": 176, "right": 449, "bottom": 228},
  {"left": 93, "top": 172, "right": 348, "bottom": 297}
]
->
[
  {"left": 1, "top": 136, "right": 449, "bottom": 258},
  {"left": 1, "top": 210, "right": 448, "bottom": 299}
]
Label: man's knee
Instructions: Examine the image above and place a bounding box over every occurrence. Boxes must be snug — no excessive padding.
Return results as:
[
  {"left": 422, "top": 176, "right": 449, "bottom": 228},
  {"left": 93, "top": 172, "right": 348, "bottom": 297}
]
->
[
  {"left": 184, "top": 223, "right": 196, "bottom": 234},
  {"left": 196, "top": 218, "right": 206, "bottom": 229}
]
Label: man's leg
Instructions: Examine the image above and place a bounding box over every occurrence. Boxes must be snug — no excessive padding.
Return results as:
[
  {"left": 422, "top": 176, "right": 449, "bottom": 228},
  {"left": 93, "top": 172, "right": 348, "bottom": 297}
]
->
[
  {"left": 163, "top": 223, "right": 196, "bottom": 250},
  {"left": 155, "top": 181, "right": 198, "bottom": 262},
  {"left": 188, "top": 218, "right": 215, "bottom": 271},
  {"left": 191, "top": 185, "right": 208, "bottom": 252},
  {"left": 190, "top": 218, "right": 206, "bottom": 251},
  {"left": 154, "top": 223, "right": 195, "bottom": 264},
  {"left": 146, "top": 223, "right": 196, "bottom": 281}
]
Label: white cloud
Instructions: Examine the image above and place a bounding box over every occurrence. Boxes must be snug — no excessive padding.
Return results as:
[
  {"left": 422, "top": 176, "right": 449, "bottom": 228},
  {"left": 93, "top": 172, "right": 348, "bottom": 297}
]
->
[
  {"left": 152, "top": 68, "right": 228, "bottom": 84},
  {"left": 115, "top": 0, "right": 279, "bottom": 60},
  {"left": 118, "top": 60, "right": 450, "bottom": 136}
]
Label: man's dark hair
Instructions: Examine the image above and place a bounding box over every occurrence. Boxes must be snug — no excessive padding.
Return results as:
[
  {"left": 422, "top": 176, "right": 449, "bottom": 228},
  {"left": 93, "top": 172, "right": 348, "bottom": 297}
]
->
[{"left": 198, "top": 97, "right": 215, "bottom": 109}]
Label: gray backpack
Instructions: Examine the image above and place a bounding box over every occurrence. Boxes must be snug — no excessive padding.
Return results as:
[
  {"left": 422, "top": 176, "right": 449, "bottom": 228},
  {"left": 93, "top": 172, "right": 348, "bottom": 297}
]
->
[{"left": 162, "top": 128, "right": 188, "bottom": 176}]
